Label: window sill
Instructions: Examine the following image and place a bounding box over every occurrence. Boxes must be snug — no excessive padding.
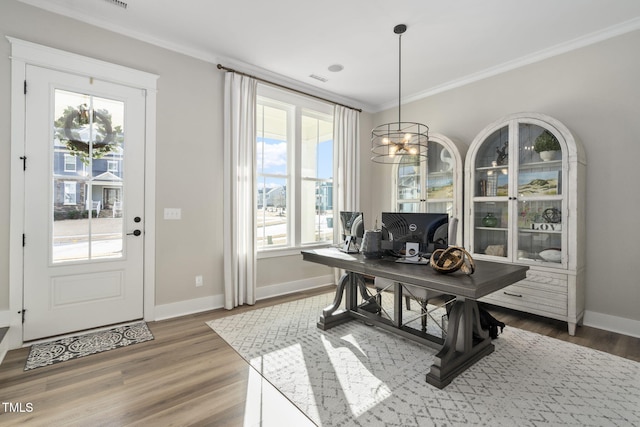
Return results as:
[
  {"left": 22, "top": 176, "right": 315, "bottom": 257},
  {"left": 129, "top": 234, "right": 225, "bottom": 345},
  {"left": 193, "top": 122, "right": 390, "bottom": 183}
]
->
[{"left": 257, "top": 243, "right": 333, "bottom": 259}]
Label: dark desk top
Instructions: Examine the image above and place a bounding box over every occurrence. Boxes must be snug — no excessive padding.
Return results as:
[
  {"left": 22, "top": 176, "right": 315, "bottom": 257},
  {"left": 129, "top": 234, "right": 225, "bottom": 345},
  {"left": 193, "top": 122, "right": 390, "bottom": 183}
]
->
[{"left": 302, "top": 248, "right": 529, "bottom": 300}]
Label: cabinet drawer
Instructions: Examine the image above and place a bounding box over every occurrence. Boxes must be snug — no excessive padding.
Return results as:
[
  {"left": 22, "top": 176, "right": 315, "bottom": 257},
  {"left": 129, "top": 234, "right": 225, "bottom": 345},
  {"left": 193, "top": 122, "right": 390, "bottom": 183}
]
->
[
  {"left": 481, "top": 283, "right": 568, "bottom": 317},
  {"left": 518, "top": 269, "right": 568, "bottom": 294}
]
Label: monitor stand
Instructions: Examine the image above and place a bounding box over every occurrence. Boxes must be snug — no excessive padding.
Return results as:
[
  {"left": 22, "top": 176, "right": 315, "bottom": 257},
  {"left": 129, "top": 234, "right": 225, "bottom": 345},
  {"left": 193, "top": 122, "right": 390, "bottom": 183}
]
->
[
  {"left": 338, "top": 236, "right": 359, "bottom": 254},
  {"left": 394, "top": 242, "right": 429, "bottom": 264}
]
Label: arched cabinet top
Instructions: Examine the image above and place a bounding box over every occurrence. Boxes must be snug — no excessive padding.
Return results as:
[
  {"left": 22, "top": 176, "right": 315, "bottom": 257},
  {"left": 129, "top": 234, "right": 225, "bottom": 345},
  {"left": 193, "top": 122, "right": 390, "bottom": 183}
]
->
[{"left": 465, "top": 112, "right": 585, "bottom": 172}]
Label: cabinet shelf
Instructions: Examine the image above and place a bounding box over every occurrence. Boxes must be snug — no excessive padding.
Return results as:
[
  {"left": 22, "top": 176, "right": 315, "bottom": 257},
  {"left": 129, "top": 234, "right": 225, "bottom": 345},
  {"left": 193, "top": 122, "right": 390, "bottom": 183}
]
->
[
  {"left": 476, "top": 226, "right": 508, "bottom": 231},
  {"left": 472, "top": 196, "right": 507, "bottom": 202},
  {"left": 518, "top": 228, "right": 561, "bottom": 234},
  {"left": 475, "top": 165, "right": 508, "bottom": 172},
  {"left": 427, "top": 170, "right": 454, "bottom": 177},
  {"left": 426, "top": 198, "right": 453, "bottom": 203},
  {"left": 520, "top": 159, "right": 562, "bottom": 169}
]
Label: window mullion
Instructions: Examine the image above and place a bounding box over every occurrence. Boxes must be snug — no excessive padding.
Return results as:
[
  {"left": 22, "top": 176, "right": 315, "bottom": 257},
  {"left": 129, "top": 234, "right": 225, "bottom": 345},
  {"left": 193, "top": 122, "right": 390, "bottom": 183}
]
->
[{"left": 292, "top": 105, "right": 301, "bottom": 247}]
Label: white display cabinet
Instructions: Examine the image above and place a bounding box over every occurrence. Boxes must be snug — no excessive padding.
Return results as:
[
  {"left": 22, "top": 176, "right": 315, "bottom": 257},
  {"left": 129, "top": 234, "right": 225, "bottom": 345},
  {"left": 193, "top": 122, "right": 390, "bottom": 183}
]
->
[
  {"left": 393, "top": 133, "right": 466, "bottom": 245},
  {"left": 464, "top": 113, "right": 586, "bottom": 335}
]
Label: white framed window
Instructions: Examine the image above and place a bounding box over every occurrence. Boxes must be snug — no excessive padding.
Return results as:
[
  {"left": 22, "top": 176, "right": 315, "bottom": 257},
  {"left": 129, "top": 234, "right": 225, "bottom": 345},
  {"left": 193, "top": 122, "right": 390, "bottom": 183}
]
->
[
  {"left": 64, "top": 154, "right": 76, "bottom": 172},
  {"left": 63, "top": 181, "right": 76, "bottom": 205},
  {"left": 107, "top": 160, "right": 118, "bottom": 172},
  {"left": 256, "top": 85, "right": 334, "bottom": 253}
]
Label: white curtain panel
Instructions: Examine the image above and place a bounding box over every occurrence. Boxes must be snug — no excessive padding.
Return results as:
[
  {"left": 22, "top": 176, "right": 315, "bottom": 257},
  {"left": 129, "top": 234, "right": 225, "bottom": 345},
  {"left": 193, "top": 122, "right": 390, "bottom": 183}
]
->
[
  {"left": 333, "top": 105, "right": 360, "bottom": 284},
  {"left": 223, "top": 72, "right": 258, "bottom": 309},
  {"left": 334, "top": 105, "right": 360, "bottom": 215}
]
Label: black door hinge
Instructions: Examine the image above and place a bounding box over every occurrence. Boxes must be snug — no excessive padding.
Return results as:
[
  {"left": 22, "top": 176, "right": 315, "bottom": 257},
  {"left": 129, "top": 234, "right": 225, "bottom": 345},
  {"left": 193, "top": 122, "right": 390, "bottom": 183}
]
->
[
  {"left": 24, "top": 80, "right": 27, "bottom": 95},
  {"left": 18, "top": 309, "right": 26, "bottom": 324},
  {"left": 22, "top": 233, "right": 26, "bottom": 247},
  {"left": 20, "top": 156, "right": 27, "bottom": 171}
]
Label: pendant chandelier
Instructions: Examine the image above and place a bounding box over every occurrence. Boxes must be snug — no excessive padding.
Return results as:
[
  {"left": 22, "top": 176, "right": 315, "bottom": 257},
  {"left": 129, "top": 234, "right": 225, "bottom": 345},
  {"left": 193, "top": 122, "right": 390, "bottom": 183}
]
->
[{"left": 371, "top": 24, "right": 429, "bottom": 164}]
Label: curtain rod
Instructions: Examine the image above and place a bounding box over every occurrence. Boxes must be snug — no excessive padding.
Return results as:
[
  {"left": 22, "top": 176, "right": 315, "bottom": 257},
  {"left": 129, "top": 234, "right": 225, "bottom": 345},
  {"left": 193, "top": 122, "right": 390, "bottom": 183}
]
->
[{"left": 217, "top": 64, "right": 362, "bottom": 113}]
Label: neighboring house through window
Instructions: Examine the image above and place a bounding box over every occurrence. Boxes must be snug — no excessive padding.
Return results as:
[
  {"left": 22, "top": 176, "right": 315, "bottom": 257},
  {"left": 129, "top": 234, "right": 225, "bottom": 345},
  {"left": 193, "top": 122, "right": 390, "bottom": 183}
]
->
[{"left": 256, "top": 85, "right": 334, "bottom": 251}]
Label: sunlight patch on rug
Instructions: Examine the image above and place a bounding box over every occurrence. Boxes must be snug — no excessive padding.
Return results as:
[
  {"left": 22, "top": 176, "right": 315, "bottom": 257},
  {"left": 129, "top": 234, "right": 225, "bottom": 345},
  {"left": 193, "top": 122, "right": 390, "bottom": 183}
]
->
[
  {"left": 207, "top": 293, "right": 640, "bottom": 426},
  {"left": 24, "top": 321, "right": 154, "bottom": 370},
  {"left": 321, "top": 331, "right": 392, "bottom": 417}
]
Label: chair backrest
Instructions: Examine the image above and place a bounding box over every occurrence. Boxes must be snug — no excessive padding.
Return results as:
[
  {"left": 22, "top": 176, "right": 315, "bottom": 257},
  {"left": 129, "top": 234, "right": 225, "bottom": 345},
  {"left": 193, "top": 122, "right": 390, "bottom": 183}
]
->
[
  {"left": 448, "top": 217, "right": 459, "bottom": 246},
  {"left": 353, "top": 216, "right": 364, "bottom": 239}
]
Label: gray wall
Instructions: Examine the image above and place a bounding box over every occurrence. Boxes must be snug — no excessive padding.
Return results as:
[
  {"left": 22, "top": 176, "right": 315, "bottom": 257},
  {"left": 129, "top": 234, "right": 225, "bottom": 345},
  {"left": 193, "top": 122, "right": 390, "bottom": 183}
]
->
[{"left": 369, "top": 30, "right": 640, "bottom": 322}]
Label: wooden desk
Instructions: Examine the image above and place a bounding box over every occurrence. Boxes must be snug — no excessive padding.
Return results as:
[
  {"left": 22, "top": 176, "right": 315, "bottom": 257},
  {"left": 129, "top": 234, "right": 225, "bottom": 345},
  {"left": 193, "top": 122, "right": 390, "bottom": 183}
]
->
[{"left": 301, "top": 248, "right": 528, "bottom": 388}]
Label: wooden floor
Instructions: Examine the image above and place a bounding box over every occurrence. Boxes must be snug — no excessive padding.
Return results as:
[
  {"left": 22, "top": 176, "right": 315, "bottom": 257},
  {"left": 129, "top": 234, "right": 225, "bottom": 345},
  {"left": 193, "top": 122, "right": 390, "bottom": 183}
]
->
[{"left": 1, "top": 286, "right": 638, "bottom": 426}]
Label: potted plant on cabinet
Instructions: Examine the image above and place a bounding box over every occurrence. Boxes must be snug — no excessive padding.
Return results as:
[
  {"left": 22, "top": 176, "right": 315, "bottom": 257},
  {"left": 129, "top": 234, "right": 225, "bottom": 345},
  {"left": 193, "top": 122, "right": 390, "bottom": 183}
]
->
[{"left": 534, "top": 130, "right": 561, "bottom": 161}]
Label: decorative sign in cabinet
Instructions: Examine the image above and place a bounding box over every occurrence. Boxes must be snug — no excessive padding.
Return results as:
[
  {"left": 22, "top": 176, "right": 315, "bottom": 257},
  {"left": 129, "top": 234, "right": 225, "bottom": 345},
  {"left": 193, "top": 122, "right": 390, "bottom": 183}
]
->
[
  {"left": 394, "top": 133, "right": 466, "bottom": 245},
  {"left": 464, "top": 113, "right": 586, "bottom": 335}
]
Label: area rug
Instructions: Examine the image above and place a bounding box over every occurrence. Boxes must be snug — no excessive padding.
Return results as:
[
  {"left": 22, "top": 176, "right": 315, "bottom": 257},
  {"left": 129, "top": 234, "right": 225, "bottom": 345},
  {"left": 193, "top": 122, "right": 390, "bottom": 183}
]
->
[
  {"left": 24, "top": 321, "right": 154, "bottom": 370},
  {"left": 207, "top": 293, "right": 640, "bottom": 427}
]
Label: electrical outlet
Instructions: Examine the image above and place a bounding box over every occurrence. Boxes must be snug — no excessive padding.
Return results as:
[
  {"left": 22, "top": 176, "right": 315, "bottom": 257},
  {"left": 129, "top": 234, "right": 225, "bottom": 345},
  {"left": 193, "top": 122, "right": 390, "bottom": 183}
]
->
[
  {"left": 195, "top": 275, "right": 203, "bottom": 287},
  {"left": 164, "top": 208, "right": 181, "bottom": 220}
]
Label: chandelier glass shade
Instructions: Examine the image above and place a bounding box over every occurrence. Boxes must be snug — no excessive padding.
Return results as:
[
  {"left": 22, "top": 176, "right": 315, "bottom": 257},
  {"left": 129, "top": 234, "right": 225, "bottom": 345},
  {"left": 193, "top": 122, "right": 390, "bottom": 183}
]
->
[{"left": 371, "top": 24, "right": 429, "bottom": 164}]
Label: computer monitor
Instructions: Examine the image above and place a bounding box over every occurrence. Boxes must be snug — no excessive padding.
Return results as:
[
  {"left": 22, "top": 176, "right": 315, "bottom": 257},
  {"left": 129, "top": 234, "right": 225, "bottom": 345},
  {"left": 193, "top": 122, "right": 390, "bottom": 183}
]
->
[
  {"left": 381, "top": 212, "right": 448, "bottom": 261},
  {"left": 339, "top": 211, "right": 364, "bottom": 253}
]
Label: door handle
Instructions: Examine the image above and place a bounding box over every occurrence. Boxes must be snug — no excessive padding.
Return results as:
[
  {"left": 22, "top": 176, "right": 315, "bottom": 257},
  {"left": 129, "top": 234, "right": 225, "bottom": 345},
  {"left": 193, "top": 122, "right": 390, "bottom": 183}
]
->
[{"left": 127, "top": 229, "right": 142, "bottom": 236}]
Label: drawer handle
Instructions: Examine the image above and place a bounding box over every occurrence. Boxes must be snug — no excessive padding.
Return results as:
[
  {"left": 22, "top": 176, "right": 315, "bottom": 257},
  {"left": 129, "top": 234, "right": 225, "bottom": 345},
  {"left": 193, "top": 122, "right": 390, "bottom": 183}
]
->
[{"left": 504, "top": 291, "right": 523, "bottom": 298}]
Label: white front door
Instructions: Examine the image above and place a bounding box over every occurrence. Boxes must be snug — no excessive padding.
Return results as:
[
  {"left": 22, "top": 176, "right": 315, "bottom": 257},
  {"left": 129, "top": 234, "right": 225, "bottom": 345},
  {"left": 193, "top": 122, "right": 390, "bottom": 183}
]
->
[{"left": 23, "top": 65, "right": 146, "bottom": 341}]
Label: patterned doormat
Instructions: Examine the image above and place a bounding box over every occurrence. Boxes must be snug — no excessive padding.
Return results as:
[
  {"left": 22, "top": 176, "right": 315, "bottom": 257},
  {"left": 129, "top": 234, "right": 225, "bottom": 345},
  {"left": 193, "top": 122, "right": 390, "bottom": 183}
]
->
[
  {"left": 207, "top": 293, "right": 640, "bottom": 427},
  {"left": 24, "top": 321, "right": 154, "bottom": 370}
]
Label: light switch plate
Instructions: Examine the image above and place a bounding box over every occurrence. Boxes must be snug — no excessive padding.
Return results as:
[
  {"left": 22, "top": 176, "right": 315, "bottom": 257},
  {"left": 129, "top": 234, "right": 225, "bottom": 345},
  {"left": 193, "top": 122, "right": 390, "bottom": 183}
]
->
[{"left": 164, "top": 208, "right": 181, "bottom": 220}]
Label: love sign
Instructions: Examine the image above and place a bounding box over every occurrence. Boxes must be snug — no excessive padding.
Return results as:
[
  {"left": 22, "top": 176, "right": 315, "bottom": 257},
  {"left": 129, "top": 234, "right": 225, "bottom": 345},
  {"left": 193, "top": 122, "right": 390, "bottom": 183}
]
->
[{"left": 531, "top": 222, "right": 562, "bottom": 231}]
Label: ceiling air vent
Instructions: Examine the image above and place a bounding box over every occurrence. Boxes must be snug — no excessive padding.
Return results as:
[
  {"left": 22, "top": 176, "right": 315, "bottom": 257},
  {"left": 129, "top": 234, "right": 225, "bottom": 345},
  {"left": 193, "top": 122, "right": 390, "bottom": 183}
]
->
[
  {"left": 309, "top": 74, "right": 328, "bottom": 83},
  {"left": 103, "top": 0, "right": 128, "bottom": 9}
]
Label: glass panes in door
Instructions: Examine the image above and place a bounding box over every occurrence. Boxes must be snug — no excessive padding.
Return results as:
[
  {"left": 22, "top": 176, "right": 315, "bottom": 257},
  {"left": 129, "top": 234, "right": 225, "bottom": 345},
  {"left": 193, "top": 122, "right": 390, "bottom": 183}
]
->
[
  {"left": 473, "top": 201, "right": 509, "bottom": 257},
  {"left": 52, "top": 89, "right": 125, "bottom": 263},
  {"left": 396, "top": 155, "right": 422, "bottom": 211},
  {"left": 472, "top": 126, "right": 510, "bottom": 258},
  {"left": 473, "top": 126, "right": 509, "bottom": 197},
  {"left": 517, "top": 123, "right": 564, "bottom": 264},
  {"left": 426, "top": 141, "right": 454, "bottom": 215}
]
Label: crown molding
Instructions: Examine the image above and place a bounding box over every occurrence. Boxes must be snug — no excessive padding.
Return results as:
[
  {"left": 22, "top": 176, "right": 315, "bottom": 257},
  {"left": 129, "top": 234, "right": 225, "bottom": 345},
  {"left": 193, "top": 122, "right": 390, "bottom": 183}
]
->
[{"left": 374, "top": 16, "right": 640, "bottom": 113}]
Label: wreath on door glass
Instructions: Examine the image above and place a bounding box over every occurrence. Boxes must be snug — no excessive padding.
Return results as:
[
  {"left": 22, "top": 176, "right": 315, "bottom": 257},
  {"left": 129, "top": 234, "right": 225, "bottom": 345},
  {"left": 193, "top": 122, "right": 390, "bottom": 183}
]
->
[{"left": 57, "top": 104, "right": 119, "bottom": 164}]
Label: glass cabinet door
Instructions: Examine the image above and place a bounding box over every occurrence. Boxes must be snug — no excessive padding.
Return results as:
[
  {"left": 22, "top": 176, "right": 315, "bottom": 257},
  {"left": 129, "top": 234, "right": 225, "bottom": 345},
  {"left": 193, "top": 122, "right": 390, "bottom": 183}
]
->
[
  {"left": 467, "top": 118, "right": 567, "bottom": 267},
  {"left": 472, "top": 126, "right": 510, "bottom": 258},
  {"left": 516, "top": 123, "right": 564, "bottom": 265},
  {"left": 396, "top": 155, "right": 422, "bottom": 212},
  {"left": 425, "top": 141, "right": 454, "bottom": 215}
]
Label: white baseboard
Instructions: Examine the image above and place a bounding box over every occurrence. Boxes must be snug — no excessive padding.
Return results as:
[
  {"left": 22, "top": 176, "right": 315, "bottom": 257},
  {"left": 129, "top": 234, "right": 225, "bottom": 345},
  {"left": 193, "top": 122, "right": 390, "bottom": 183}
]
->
[
  {"left": 583, "top": 310, "right": 640, "bottom": 338},
  {"left": 0, "top": 310, "right": 10, "bottom": 328},
  {"left": 154, "top": 295, "right": 225, "bottom": 321},
  {"left": 153, "top": 275, "right": 334, "bottom": 321},
  {"left": 255, "top": 275, "right": 334, "bottom": 300},
  {"left": 0, "top": 326, "right": 9, "bottom": 366}
]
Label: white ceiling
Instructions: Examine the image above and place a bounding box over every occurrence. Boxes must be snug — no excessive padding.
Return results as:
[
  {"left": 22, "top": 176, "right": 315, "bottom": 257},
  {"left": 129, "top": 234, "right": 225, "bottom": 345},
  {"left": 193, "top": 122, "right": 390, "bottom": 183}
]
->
[{"left": 19, "top": 0, "right": 640, "bottom": 112}]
